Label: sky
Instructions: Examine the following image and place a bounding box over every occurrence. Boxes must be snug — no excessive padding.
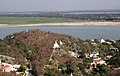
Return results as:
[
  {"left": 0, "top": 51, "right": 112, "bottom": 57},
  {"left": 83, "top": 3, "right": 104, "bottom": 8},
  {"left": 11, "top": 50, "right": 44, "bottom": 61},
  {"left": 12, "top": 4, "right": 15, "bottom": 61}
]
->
[{"left": 0, "top": 0, "right": 120, "bottom": 12}]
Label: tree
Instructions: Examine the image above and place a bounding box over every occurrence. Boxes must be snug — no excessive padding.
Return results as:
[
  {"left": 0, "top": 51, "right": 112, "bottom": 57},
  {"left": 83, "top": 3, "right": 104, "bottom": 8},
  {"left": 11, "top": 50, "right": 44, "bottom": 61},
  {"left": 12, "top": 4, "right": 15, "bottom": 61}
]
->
[
  {"left": 83, "top": 58, "right": 92, "bottom": 68},
  {"left": 77, "top": 63, "right": 84, "bottom": 71},
  {"left": 92, "top": 64, "right": 111, "bottom": 76},
  {"left": 44, "top": 68, "right": 60, "bottom": 76},
  {"left": 18, "top": 64, "right": 27, "bottom": 72},
  {"left": 113, "top": 40, "right": 120, "bottom": 49},
  {"left": 95, "top": 73, "right": 100, "bottom": 76},
  {"left": 66, "top": 64, "right": 74, "bottom": 75},
  {"left": 109, "top": 52, "right": 120, "bottom": 68},
  {"left": 78, "top": 51, "right": 85, "bottom": 58}
]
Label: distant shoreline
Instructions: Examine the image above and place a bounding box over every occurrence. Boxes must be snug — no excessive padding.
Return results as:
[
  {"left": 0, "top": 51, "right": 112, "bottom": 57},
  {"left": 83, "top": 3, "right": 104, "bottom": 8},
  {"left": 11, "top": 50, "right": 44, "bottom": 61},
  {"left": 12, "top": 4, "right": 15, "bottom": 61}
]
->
[{"left": 0, "top": 21, "right": 120, "bottom": 27}]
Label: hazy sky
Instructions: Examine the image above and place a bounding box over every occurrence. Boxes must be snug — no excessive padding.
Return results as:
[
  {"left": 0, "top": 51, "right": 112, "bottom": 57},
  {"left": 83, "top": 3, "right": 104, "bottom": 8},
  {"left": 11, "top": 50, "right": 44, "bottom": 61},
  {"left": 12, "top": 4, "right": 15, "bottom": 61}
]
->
[{"left": 0, "top": 0, "right": 120, "bottom": 12}]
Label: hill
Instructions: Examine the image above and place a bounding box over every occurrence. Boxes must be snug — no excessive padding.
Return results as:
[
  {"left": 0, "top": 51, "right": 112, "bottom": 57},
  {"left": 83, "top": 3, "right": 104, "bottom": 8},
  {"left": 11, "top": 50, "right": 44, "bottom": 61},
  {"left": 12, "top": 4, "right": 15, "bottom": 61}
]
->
[
  {"left": 1, "top": 29, "right": 120, "bottom": 76},
  {"left": 0, "top": 29, "right": 88, "bottom": 76}
]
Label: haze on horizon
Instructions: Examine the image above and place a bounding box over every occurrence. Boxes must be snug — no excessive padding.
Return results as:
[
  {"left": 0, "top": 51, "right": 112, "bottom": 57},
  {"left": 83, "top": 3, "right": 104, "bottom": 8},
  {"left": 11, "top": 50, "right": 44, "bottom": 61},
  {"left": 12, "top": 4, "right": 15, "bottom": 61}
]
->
[{"left": 0, "top": 0, "right": 120, "bottom": 12}]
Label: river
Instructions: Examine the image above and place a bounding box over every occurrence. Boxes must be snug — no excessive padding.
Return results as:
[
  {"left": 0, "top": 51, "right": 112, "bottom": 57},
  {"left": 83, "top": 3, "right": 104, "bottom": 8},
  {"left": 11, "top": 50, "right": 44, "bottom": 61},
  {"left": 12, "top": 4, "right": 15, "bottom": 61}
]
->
[{"left": 0, "top": 26, "right": 120, "bottom": 40}]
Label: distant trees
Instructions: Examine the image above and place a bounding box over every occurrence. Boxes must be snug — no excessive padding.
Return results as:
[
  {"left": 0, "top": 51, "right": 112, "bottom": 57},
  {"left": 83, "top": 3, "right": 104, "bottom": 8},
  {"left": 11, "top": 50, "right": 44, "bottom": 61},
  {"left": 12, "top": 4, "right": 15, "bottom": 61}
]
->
[
  {"left": 31, "top": 65, "right": 38, "bottom": 76},
  {"left": 113, "top": 40, "right": 120, "bottom": 49},
  {"left": 65, "top": 63, "right": 74, "bottom": 75},
  {"left": 58, "top": 61, "right": 76, "bottom": 76},
  {"left": 1, "top": 12, "right": 120, "bottom": 22},
  {"left": 90, "top": 64, "right": 111, "bottom": 76},
  {"left": 108, "top": 51, "right": 120, "bottom": 68}
]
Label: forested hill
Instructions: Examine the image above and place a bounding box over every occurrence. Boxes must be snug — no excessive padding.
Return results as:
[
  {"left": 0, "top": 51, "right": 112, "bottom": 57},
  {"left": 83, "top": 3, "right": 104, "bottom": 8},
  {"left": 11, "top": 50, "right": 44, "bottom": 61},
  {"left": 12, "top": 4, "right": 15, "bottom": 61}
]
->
[
  {"left": 0, "top": 29, "right": 87, "bottom": 75},
  {"left": 0, "top": 29, "right": 120, "bottom": 76}
]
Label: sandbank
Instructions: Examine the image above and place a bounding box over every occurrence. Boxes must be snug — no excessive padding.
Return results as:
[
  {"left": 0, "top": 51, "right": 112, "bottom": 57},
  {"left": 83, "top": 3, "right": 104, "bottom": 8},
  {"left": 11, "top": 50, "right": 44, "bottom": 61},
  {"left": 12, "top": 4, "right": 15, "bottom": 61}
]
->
[{"left": 0, "top": 22, "right": 120, "bottom": 27}]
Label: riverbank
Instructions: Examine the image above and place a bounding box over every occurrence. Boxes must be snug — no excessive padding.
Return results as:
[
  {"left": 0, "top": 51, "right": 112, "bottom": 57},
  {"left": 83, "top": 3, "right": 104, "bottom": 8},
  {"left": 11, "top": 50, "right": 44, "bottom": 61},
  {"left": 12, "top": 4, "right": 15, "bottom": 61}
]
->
[{"left": 0, "top": 22, "right": 120, "bottom": 27}]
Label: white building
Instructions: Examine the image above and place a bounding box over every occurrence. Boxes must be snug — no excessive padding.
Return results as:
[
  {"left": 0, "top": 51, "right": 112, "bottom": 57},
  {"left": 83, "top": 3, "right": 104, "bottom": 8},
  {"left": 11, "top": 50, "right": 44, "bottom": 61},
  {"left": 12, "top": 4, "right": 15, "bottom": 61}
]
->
[
  {"left": 0, "top": 59, "right": 20, "bottom": 72},
  {"left": 53, "top": 41, "right": 60, "bottom": 49},
  {"left": 106, "top": 42, "right": 112, "bottom": 45},
  {"left": 0, "top": 62, "right": 20, "bottom": 72},
  {"left": 97, "top": 60, "right": 106, "bottom": 65},
  {"left": 91, "top": 39, "right": 94, "bottom": 42},
  {"left": 69, "top": 51, "right": 78, "bottom": 58},
  {"left": 100, "top": 38, "right": 106, "bottom": 43},
  {"left": 0, "top": 59, "right": 1, "bottom": 64},
  {"left": 60, "top": 40, "right": 63, "bottom": 45},
  {"left": 90, "top": 52, "right": 99, "bottom": 58},
  {"left": 70, "top": 73, "right": 73, "bottom": 76},
  {"left": 85, "top": 53, "right": 90, "bottom": 58},
  {"left": 91, "top": 57, "right": 106, "bottom": 68}
]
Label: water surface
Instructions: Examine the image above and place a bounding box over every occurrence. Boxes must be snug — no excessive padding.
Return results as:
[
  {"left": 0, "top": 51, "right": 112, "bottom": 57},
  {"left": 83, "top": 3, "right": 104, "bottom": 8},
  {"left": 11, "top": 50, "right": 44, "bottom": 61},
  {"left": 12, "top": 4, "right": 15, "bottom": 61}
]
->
[{"left": 0, "top": 26, "right": 120, "bottom": 40}]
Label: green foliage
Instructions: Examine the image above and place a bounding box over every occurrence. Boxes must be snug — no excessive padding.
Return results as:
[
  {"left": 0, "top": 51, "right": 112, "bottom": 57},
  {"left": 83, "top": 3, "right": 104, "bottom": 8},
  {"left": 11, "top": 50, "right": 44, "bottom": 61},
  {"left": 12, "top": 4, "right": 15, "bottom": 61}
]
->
[
  {"left": 58, "top": 64, "right": 65, "bottom": 70},
  {"left": 92, "top": 64, "right": 111, "bottom": 76},
  {"left": 90, "top": 72, "right": 101, "bottom": 76},
  {"left": 78, "top": 51, "right": 85, "bottom": 58},
  {"left": 0, "top": 17, "right": 79, "bottom": 24},
  {"left": 77, "top": 63, "right": 85, "bottom": 71},
  {"left": 44, "top": 68, "right": 60, "bottom": 76},
  {"left": 83, "top": 58, "right": 92, "bottom": 67},
  {"left": 66, "top": 64, "right": 74, "bottom": 74},
  {"left": 18, "top": 64, "right": 27, "bottom": 72},
  {"left": 113, "top": 40, "right": 120, "bottom": 49},
  {"left": 95, "top": 73, "right": 101, "bottom": 76},
  {"left": 31, "top": 65, "right": 38, "bottom": 76},
  {"left": 109, "top": 52, "right": 120, "bottom": 68},
  {"left": 59, "top": 61, "right": 79, "bottom": 75}
]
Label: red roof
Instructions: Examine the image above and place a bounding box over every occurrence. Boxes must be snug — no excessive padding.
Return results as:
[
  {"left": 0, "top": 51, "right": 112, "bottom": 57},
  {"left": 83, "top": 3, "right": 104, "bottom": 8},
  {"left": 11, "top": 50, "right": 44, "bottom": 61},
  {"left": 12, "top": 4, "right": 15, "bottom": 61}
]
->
[
  {"left": 94, "top": 59, "right": 101, "bottom": 63},
  {"left": 0, "top": 65, "right": 10, "bottom": 70}
]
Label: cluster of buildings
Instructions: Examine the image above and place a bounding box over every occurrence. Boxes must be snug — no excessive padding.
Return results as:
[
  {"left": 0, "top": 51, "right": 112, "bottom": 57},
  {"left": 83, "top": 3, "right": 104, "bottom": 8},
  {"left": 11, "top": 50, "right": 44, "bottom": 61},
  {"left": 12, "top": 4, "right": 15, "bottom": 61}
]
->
[
  {"left": 87, "top": 39, "right": 119, "bottom": 72},
  {"left": 0, "top": 60, "right": 20, "bottom": 72},
  {"left": 91, "top": 38, "right": 116, "bottom": 45},
  {"left": 90, "top": 38, "right": 118, "bottom": 66},
  {"left": 0, "top": 54, "right": 31, "bottom": 76},
  {"left": 89, "top": 52, "right": 106, "bottom": 67},
  {"left": 0, "top": 55, "right": 21, "bottom": 75}
]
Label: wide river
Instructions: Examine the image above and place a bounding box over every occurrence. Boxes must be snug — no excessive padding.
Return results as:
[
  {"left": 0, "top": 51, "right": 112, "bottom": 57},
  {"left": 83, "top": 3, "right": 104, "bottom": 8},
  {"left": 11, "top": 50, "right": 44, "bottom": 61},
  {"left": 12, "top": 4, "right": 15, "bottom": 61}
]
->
[{"left": 0, "top": 26, "right": 120, "bottom": 40}]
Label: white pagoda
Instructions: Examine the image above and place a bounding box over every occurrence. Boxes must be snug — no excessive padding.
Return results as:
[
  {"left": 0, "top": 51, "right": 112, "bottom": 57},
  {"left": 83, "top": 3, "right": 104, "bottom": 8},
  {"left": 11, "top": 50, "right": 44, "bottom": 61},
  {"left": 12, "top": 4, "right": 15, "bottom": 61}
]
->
[
  {"left": 53, "top": 41, "right": 60, "bottom": 49},
  {"left": 100, "top": 38, "right": 106, "bottom": 43}
]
